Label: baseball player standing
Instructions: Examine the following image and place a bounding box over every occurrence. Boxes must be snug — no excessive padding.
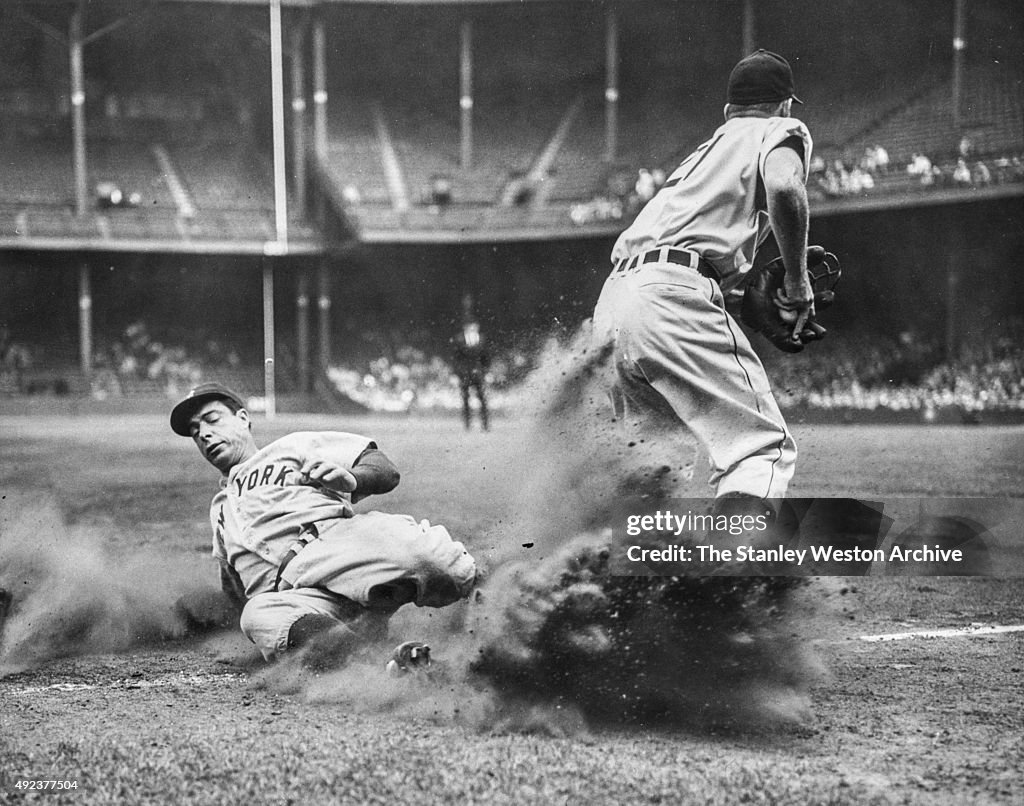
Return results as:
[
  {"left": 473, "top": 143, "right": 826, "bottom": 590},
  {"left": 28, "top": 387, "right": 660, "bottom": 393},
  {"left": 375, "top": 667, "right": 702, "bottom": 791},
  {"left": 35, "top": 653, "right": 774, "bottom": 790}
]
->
[
  {"left": 171, "top": 382, "right": 477, "bottom": 670},
  {"left": 593, "top": 50, "right": 814, "bottom": 525}
]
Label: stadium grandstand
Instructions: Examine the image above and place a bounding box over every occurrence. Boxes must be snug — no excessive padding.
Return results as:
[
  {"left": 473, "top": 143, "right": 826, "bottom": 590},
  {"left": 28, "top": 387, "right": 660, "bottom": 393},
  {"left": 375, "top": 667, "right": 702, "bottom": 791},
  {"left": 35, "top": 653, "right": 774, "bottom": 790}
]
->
[{"left": 0, "top": 0, "right": 1021, "bottom": 419}]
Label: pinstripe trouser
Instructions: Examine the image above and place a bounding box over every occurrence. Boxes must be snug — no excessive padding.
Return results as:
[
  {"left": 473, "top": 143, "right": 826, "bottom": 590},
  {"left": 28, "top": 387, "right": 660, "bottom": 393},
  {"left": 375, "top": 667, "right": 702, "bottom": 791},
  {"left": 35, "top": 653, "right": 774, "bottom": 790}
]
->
[{"left": 592, "top": 260, "right": 796, "bottom": 500}]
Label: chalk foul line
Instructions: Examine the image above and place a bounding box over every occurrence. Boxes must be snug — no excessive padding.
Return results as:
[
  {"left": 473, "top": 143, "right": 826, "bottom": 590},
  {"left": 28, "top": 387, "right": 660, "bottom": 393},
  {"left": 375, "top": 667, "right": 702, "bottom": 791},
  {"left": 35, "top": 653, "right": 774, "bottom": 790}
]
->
[{"left": 857, "top": 623, "right": 1024, "bottom": 643}]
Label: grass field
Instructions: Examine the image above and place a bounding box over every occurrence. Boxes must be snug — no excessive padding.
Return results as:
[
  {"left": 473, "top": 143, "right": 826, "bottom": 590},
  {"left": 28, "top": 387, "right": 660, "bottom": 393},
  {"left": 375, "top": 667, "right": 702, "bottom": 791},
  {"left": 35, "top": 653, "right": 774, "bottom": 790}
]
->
[{"left": 1, "top": 412, "right": 1023, "bottom": 805}]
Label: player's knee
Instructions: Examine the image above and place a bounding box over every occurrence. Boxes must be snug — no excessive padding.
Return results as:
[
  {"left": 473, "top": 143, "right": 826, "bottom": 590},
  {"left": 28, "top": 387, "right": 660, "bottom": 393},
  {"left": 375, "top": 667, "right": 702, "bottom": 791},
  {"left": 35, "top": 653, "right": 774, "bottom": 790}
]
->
[
  {"left": 238, "top": 595, "right": 294, "bottom": 660},
  {"left": 238, "top": 595, "right": 270, "bottom": 636}
]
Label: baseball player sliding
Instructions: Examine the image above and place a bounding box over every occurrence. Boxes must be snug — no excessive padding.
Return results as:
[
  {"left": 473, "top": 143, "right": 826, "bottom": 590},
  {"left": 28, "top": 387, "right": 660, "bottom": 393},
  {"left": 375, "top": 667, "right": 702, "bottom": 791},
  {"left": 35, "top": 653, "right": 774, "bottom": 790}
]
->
[
  {"left": 171, "top": 382, "right": 477, "bottom": 671},
  {"left": 593, "top": 50, "right": 838, "bottom": 536}
]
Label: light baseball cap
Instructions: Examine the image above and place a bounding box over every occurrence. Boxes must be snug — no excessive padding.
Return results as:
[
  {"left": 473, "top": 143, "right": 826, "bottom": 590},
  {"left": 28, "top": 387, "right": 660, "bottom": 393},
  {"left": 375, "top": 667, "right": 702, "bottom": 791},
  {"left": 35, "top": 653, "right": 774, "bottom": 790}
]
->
[
  {"left": 727, "top": 49, "right": 803, "bottom": 105},
  {"left": 170, "top": 382, "right": 245, "bottom": 436}
]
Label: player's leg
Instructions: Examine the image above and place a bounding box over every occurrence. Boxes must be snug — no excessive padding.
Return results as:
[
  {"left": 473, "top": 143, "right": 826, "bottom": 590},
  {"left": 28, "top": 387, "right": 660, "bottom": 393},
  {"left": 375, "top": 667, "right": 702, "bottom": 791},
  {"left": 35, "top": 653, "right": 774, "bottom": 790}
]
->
[
  {"left": 622, "top": 278, "right": 796, "bottom": 500},
  {"left": 474, "top": 375, "right": 489, "bottom": 430},
  {"left": 239, "top": 587, "right": 386, "bottom": 663},
  {"left": 459, "top": 379, "right": 472, "bottom": 429},
  {"left": 281, "top": 512, "right": 478, "bottom": 611}
]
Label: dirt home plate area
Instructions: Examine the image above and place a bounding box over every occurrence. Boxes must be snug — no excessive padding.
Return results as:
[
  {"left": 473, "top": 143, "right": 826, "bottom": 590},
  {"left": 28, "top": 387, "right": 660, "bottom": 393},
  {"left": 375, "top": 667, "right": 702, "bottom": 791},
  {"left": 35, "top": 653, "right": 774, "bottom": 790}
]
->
[{"left": 1, "top": 413, "right": 1022, "bottom": 805}]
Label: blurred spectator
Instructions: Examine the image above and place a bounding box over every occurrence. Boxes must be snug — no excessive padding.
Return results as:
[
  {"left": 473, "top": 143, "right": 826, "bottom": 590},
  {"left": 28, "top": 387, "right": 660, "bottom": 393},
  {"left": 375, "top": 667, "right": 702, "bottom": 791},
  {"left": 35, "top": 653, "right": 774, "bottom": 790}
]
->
[
  {"left": 873, "top": 144, "right": 890, "bottom": 175},
  {"left": 907, "top": 152, "right": 936, "bottom": 185},
  {"left": 570, "top": 195, "right": 623, "bottom": 225},
  {"left": 859, "top": 146, "right": 878, "bottom": 174},
  {"left": 972, "top": 161, "right": 992, "bottom": 187},
  {"left": 958, "top": 135, "right": 973, "bottom": 161},
  {"left": 0, "top": 324, "right": 31, "bottom": 393},
  {"left": 848, "top": 165, "right": 874, "bottom": 192},
  {"left": 952, "top": 158, "right": 972, "bottom": 187},
  {"left": 992, "top": 156, "right": 1012, "bottom": 184},
  {"left": 606, "top": 168, "right": 634, "bottom": 199},
  {"left": 95, "top": 181, "right": 141, "bottom": 210},
  {"left": 428, "top": 174, "right": 453, "bottom": 210},
  {"left": 1012, "top": 156, "right": 1024, "bottom": 182},
  {"left": 90, "top": 352, "right": 123, "bottom": 400},
  {"left": 635, "top": 169, "right": 657, "bottom": 203},
  {"left": 451, "top": 293, "right": 490, "bottom": 431}
]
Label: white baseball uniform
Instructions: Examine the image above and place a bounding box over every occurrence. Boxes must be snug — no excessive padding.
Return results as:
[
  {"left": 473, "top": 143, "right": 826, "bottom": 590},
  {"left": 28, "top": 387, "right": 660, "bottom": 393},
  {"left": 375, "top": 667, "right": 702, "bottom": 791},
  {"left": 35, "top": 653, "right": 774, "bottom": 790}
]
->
[
  {"left": 593, "top": 115, "right": 813, "bottom": 500},
  {"left": 209, "top": 430, "right": 476, "bottom": 659}
]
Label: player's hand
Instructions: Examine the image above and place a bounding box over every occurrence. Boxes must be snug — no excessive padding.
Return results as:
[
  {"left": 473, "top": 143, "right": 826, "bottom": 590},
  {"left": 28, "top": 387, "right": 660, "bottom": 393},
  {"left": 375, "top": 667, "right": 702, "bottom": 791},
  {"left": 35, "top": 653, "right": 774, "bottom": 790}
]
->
[
  {"left": 298, "top": 459, "right": 358, "bottom": 494},
  {"left": 774, "top": 274, "right": 816, "bottom": 339}
]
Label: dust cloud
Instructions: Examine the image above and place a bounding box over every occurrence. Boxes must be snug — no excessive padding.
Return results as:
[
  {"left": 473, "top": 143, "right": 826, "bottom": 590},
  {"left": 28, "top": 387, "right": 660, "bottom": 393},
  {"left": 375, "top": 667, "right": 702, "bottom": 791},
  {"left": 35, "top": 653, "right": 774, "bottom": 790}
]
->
[
  {"left": 0, "top": 489, "right": 216, "bottom": 673},
  {"left": 261, "top": 326, "right": 822, "bottom": 732},
  {"left": 463, "top": 327, "right": 821, "bottom": 729}
]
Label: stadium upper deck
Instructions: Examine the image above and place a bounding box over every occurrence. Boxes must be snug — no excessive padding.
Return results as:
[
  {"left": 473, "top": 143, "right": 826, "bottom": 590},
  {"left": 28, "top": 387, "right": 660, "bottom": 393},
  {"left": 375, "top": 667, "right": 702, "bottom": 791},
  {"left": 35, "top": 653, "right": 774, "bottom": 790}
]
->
[{"left": 1, "top": 0, "right": 1020, "bottom": 251}]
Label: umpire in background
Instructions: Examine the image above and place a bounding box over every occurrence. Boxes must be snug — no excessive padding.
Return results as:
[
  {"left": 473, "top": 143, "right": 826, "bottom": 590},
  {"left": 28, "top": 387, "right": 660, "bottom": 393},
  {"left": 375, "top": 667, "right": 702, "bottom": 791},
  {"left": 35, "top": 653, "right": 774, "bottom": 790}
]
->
[{"left": 452, "top": 293, "right": 491, "bottom": 431}]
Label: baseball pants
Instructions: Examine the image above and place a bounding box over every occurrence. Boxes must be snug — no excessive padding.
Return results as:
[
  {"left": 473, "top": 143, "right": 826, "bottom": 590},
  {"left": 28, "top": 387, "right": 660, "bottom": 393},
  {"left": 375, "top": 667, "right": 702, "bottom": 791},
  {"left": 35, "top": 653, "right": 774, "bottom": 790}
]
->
[
  {"left": 240, "top": 512, "right": 476, "bottom": 660},
  {"left": 592, "top": 261, "right": 796, "bottom": 500},
  {"left": 459, "top": 374, "right": 489, "bottom": 430}
]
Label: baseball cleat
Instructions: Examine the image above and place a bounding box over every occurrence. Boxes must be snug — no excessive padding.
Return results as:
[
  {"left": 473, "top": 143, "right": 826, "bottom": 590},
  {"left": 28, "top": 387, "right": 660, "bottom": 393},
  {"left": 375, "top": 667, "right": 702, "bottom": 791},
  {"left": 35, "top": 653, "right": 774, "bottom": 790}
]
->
[{"left": 385, "top": 641, "right": 431, "bottom": 676}]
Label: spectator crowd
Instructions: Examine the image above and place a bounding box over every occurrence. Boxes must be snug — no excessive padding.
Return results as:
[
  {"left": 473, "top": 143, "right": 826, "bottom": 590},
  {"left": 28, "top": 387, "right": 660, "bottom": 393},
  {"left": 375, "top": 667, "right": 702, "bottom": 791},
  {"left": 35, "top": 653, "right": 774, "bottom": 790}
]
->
[
  {"left": 811, "top": 135, "right": 1024, "bottom": 200},
  {"left": 575, "top": 139, "right": 1023, "bottom": 225},
  {"left": 763, "top": 321, "right": 1024, "bottom": 419},
  {"left": 4, "top": 318, "right": 1022, "bottom": 424},
  {"left": 322, "top": 323, "right": 1023, "bottom": 422},
  {"left": 89, "top": 321, "right": 240, "bottom": 401}
]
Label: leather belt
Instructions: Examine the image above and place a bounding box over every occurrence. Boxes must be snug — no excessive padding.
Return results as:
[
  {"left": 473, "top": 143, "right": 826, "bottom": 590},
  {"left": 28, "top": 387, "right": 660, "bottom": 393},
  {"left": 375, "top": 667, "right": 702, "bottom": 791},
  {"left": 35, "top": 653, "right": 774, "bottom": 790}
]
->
[
  {"left": 274, "top": 522, "right": 320, "bottom": 592},
  {"left": 612, "top": 246, "right": 718, "bottom": 281}
]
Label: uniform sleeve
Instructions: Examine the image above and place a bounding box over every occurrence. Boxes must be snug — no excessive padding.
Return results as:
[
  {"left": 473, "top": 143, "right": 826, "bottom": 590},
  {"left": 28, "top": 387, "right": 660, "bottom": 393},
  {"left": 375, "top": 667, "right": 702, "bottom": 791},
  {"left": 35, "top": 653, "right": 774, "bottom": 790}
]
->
[
  {"left": 758, "top": 117, "right": 813, "bottom": 184},
  {"left": 219, "top": 561, "right": 248, "bottom": 610},
  {"left": 210, "top": 496, "right": 228, "bottom": 562},
  {"left": 299, "top": 431, "right": 376, "bottom": 471}
]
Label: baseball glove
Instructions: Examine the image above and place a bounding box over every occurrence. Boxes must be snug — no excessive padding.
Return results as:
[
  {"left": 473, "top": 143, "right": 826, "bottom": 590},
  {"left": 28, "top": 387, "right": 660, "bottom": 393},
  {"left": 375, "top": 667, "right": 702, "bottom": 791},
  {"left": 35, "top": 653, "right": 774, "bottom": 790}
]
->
[{"left": 741, "top": 243, "right": 842, "bottom": 353}]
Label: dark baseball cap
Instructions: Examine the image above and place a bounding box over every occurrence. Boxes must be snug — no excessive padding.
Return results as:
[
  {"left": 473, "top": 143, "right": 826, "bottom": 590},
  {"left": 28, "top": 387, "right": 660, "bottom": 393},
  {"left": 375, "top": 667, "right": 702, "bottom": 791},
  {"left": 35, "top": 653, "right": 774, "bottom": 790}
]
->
[
  {"left": 727, "top": 49, "right": 803, "bottom": 105},
  {"left": 170, "top": 382, "right": 245, "bottom": 436}
]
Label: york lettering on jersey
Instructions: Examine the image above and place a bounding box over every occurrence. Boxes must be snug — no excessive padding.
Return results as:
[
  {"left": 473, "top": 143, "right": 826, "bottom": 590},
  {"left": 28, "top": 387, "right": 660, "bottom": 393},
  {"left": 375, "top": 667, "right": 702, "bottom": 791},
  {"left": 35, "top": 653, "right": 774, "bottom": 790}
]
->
[{"left": 233, "top": 463, "right": 295, "bottom": 495}]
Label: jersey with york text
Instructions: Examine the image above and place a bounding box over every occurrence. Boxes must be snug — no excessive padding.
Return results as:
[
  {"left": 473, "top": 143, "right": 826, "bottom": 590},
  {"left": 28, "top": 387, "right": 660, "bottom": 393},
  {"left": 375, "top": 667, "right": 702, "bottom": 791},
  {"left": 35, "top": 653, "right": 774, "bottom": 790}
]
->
[
  {"left": 611, "top": 115, "right": 812, "bottom": 292},
  {"left": 209, "top": 431, "right": 372, "bottom": 596}
]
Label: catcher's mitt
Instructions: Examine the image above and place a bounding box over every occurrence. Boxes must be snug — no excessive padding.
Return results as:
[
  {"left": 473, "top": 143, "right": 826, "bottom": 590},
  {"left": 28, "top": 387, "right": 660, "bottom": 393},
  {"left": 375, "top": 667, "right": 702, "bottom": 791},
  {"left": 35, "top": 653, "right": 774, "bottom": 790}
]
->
[{"left": 741, "top": 243, "right": 841, "bottom": 353}]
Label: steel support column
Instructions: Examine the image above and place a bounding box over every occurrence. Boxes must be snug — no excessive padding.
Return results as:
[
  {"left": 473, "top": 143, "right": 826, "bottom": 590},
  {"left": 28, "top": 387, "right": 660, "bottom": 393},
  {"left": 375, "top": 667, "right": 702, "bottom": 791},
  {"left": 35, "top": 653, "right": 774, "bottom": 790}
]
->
[
  {"left": 604, "top": 10, "right": 619, "bottom": 163},
  {"left": 290, "top": 20, "right": 308, "bottom": 217},
  {"left": 317, "top": 261, "right": 331, "bottom": 371},
  {"left": 70, "top": 1, "right": 88, "bottom": 216},
  {"left": 296, "top": 267, "right": 310, "bottom": 394},
  {"left": 77, "top": 262, "right": 92, "bottom": 376},
  {"left": 460, "top": 18, "right": 474, "bottom": 169}
]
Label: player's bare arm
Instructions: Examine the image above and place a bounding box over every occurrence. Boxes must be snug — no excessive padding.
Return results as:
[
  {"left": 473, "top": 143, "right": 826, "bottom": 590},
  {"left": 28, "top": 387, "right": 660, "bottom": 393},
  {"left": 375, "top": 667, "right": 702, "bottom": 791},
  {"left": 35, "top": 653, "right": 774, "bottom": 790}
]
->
[{"left": 764, "top": 139, "right": 813, "bottom": 335}]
